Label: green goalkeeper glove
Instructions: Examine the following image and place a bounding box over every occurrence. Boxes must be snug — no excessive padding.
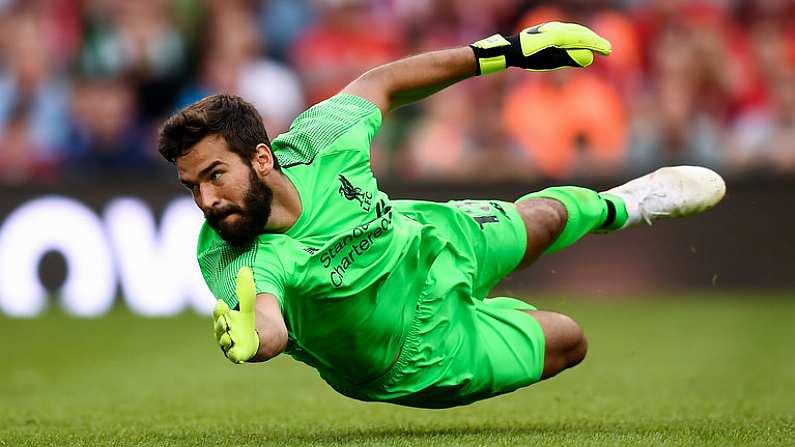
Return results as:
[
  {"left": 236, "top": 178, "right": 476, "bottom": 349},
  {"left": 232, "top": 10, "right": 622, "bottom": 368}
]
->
[
  {"left": 470, "top": 21, "right": 612, "bottom": 75},
  {"left": 213, "top": 267, "right": 260, "bottom": 364}
]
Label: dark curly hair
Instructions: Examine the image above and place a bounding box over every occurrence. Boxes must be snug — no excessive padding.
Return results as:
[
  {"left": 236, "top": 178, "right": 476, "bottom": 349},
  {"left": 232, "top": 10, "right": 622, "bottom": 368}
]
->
[{"left": 158, "top": 94, "right": 278, "bottom": 169}]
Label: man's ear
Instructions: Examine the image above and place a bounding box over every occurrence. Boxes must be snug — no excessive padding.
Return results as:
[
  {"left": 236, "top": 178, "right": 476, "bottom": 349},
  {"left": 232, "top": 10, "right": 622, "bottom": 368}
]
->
[{"left": 252, "top": 143, "right": 274, "bottom": 175}]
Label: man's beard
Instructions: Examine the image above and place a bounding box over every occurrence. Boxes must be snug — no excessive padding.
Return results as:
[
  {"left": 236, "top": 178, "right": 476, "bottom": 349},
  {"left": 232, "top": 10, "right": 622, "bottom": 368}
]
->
[{"left": 205, "top": 168, "right": 273, "bottom": 247}]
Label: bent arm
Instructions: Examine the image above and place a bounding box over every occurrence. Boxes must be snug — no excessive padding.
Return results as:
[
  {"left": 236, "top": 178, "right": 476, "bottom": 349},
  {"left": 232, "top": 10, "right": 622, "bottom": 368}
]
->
[
  {"left": 340, "top": 23, "right": 611, "bottom": 114},
  {"left": 341, "top": 46, "right": 477, "bottom": 114},
  {"left": 249, "top": 293, "right": 288, "bottom": 362}
]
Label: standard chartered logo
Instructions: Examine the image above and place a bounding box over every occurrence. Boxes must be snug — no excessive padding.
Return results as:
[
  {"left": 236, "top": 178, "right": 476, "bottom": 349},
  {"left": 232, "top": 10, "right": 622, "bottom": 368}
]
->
[
  {"left": 319, "top": 212, "right": 394, "bottom": 287},
  {"left": 0, "top": 195, "right": 215, "bottom": 317}
]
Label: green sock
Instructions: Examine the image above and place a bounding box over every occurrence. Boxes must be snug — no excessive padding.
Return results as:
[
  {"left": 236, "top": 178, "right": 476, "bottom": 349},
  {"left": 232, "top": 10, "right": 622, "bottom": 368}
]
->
[
  {"left": 518, "top": 186, "right": 628, "bottom": 254},
  {"left": 598, "top": 192, "right": 629, "bottom": 231}
]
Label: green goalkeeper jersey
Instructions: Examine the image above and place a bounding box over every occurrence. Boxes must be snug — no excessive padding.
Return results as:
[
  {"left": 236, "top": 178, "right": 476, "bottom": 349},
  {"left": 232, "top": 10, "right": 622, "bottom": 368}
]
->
[{"left": 197, "top": 94, "right": 451, "bottom": 386}]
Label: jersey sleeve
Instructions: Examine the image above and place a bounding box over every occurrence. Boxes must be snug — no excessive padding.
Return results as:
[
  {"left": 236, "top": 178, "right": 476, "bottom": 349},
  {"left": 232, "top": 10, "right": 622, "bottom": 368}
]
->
[
  {"left": 196, "top": 224, "right": 288, "bottom": 310},
  {"left": 270, "top": 93, "right": 382, "bottom": 167},
  {"left": 252, "top": 254, "right": 287, "bottom": 309}
]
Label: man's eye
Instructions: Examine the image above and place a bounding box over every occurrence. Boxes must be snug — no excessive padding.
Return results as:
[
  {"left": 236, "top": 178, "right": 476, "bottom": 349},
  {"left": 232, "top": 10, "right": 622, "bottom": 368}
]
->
[{"left": 211, "top": 172, "right": 223, "bottom": 182}]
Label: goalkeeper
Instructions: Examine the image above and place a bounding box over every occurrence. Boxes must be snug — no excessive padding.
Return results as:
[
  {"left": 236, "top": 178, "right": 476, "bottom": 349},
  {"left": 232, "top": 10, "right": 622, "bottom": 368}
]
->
[{"left": 158, "top": 22, "right": 725, "bottom": 408}]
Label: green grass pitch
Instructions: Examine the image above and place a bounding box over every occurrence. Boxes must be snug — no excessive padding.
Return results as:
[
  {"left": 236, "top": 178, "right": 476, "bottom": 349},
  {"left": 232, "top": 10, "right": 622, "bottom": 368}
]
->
[{"left": 1, "top": 295, "right": 793, "bottom": 446}]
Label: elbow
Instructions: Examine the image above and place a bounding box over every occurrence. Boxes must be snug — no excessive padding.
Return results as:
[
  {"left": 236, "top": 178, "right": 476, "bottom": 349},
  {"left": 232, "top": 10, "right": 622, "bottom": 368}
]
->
[
  {"left": 274, "top": 324, "right": 289, "bottom": 355},
  {"left": 251, "top": 330, "right": 287, "bottom": 362},
  {"left": 265, "top": 325, "right": 289, "bottom": 360},
  {"left": 251, "top": 319, "right": 289, "bottom": 362}
]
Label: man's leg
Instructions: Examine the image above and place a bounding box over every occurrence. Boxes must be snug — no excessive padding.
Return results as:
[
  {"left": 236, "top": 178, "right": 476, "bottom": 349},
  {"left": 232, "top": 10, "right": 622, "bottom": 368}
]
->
[
  {"left": 527, "top": 310, "right": 587, "bottom": 379},
  {"left": 481, "top": 295, "right": 587, "bottom": 381},
  {"left": 510, "top": 166, "right": 726, "bottom": 379},
  {"left": 514, "top": 187, "right": 628, "bottom": 268},
  {"left": 513, "top": 166, "right": 727, "bottom": 267}
]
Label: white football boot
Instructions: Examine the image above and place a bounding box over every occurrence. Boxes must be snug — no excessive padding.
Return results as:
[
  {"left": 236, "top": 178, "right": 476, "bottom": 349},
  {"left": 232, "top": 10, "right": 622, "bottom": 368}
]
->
[{"left": 603, "top": 166, "right": 726, "bottom": 229}]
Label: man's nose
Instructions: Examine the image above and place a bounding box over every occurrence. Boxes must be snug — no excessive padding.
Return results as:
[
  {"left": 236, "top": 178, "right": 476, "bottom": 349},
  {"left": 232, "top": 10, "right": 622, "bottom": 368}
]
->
[{"left": 198, "top": 184, "right": 221, "bottom": 210}]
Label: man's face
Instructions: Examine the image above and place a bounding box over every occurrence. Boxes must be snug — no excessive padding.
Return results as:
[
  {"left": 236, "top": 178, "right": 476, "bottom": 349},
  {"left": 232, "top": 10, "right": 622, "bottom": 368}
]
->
[{"left": 176, "top": 135, "right": 272, "bottom": 246}]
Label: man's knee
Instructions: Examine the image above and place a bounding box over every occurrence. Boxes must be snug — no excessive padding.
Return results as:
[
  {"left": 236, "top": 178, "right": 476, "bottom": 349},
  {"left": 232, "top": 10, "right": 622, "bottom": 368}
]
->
[
  {"left": 513, "top": 198, "right": 567, "bottom": 267},
  {"left": 566, "top": 320, "right": 588, "bottom": 368},
  {"left": 550, "top": 312, "right": 587, "bottom": 367},
  {"left": 527, "top": 311, "right": 587, "bottom": 379}
]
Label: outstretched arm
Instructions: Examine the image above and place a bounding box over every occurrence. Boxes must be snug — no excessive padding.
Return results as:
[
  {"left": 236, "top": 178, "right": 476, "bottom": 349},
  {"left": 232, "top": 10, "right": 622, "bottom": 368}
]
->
[
  {"left": 342, "top": 47, "right": 477, "bottom": 114},
  {"left": 342, "top": 22, "right": 612, "bottom": 114}
]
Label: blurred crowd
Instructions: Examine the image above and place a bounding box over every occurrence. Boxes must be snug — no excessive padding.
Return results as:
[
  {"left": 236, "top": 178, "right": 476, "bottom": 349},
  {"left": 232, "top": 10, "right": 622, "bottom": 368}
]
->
[{"left": 0, "top": 0, "right": 794, "bottom": 185}]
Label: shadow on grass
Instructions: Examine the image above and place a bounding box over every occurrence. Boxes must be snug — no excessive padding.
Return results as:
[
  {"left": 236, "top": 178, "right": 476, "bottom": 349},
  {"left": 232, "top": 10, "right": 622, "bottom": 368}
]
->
[
  {"left": 287, "top": 424, "right": 635, "bottom": 442},
  {"left": 12, "top": 418, "right": 791, "bottom": 446},
  {"left": 193, "top": 420, "right": 761, "bottom": 445}
]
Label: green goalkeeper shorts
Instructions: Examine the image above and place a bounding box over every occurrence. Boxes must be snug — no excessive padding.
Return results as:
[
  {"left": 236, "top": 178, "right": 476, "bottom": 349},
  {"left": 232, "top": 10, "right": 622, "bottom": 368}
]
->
[{"left": 331, "top": 199, "right": 546, "bottom": 408}]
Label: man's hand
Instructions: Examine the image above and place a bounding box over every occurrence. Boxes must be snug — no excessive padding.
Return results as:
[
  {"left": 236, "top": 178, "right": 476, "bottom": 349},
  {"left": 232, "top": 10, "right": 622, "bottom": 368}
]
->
[
  {"left": 341, "top": 22, "right": 609, "bottom": 113},
  {"left": 213, "top": 267, "right": 260, "bottom": 364},
  {"left": 470, "top": 22, "right": 612, "bottom": 75}
]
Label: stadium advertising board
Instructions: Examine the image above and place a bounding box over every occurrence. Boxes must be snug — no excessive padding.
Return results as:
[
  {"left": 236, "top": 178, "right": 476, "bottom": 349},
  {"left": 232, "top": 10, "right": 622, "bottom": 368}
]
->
[
  {"left": 0, "top": 194, "right": 214, "bottom": 318},
  {"left": 0, "top": 181, "right": 792, "bottom": 318}
]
